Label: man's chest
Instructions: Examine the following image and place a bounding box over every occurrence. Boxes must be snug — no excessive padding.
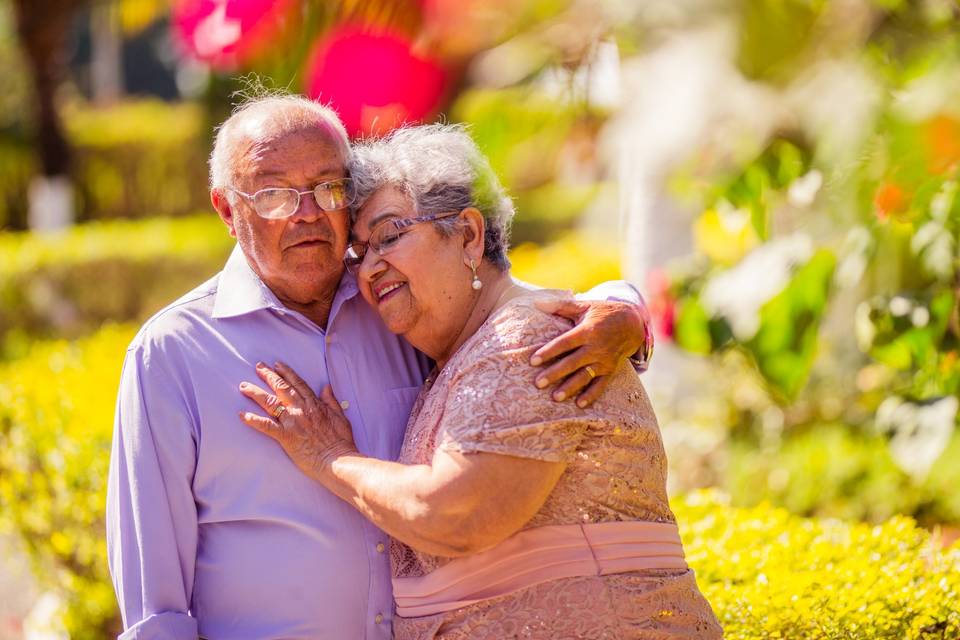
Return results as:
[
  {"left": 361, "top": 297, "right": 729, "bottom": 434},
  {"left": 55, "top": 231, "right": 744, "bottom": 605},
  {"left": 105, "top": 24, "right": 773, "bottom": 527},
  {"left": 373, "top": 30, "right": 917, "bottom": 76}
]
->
[{"left": 184, "top": 312, "right": 424, "bottom": 515}]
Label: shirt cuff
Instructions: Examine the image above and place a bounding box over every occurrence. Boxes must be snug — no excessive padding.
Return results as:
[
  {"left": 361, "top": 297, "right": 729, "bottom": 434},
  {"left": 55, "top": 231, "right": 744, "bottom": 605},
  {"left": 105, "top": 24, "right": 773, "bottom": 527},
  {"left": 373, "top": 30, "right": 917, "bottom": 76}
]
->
[{"left": 118, "top": 612, "right": 199, "bottom": 640}]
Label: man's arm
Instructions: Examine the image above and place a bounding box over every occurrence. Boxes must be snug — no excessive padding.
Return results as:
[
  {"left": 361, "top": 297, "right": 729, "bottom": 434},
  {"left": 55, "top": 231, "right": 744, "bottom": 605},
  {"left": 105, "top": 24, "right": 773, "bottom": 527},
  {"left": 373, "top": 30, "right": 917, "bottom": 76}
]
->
[
  {"left": 106, "top": 344, "right": 200, "bottom": 639},
  {"left": 514, "top": 279, "right": 652, "bottom": 408}
]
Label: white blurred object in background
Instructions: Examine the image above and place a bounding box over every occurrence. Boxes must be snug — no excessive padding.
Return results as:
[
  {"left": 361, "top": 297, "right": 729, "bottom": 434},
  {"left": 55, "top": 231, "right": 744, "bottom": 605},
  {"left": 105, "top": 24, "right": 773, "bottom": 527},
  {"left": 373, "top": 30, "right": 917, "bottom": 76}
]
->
[{"left": 27, "top": 176, "right": 73, "bottom": 233}]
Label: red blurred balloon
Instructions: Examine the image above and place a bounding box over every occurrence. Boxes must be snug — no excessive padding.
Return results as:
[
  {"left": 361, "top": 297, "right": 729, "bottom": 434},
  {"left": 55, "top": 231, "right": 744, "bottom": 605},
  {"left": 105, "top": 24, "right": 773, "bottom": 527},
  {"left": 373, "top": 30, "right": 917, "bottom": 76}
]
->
[
  {"left": 305, "top": 25, "right": 449, "bottom": 138},
  {"left": 172, "top": 0, "right": 293, "bottom": 69}
]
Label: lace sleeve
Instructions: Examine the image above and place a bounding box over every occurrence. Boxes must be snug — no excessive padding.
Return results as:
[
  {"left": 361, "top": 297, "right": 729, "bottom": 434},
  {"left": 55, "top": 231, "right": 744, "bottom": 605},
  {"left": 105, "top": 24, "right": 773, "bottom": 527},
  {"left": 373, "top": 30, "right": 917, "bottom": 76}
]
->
[{"left": 436, "top": 302, "right": 595, "bottom": 462}]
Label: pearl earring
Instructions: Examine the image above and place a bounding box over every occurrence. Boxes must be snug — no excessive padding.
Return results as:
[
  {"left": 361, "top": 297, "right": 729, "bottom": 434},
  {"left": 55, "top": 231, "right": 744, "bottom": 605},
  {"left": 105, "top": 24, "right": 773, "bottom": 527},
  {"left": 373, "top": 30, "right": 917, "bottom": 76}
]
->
[{"left": 470, "top": 259, "right": 483, "bottom": 290}]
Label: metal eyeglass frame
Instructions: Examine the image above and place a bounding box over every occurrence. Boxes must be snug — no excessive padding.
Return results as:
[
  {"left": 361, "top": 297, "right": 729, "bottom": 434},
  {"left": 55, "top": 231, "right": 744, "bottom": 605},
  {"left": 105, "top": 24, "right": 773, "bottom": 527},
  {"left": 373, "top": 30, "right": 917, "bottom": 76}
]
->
[
  {"left": 226, "top": 178, "right": 355, "bottom": 219},
  {"left": 343, "top": 210, "right": 462, "bottom": 273}
]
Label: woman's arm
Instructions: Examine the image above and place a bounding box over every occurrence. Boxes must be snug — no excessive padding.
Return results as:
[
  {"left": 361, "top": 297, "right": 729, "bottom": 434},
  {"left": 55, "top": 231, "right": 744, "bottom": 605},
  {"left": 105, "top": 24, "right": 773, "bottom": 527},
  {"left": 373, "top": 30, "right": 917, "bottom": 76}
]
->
[
  {"left": 325, "top": 448, "right": 564, "bottom": 557},
  {"left": 239, "top": 362, "right": 565, "bottom": 557}
]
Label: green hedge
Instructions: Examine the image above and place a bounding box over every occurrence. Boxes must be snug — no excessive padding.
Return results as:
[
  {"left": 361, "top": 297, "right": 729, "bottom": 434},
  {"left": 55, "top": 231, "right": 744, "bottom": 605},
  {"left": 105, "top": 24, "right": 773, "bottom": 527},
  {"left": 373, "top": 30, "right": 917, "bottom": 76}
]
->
[
  {"left": 0, "top": 327, "right": 958, "bottom": 639},
  {"left": 0, "top": 215, "right": 233, "bottom": 358},
  {"left": 726, "top": 423, "right": 960, "bottom": 526},
  {"left": 0, "top": 100, "right": 211, "bottom": 229}
]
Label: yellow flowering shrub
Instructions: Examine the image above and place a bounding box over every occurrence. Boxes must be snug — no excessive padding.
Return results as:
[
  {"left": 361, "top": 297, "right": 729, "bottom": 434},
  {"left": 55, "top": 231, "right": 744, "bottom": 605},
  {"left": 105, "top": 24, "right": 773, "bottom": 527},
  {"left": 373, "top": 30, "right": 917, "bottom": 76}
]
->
[
  {"left": 0, "top": 325, "right": 135, "bottom": 639},
  {"left": 509, "top": 233, "right": 622, "bottom": 292},
  {"left": 676, "top": 491, "right": 960, "bottom": 639}
]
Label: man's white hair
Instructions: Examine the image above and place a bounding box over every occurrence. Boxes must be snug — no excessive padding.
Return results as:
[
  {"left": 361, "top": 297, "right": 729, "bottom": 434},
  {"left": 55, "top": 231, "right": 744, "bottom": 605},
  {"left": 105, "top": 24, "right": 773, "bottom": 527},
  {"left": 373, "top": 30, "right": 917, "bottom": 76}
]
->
[{"left": 208, "top": 92, "right": 350, "bottom": 191}]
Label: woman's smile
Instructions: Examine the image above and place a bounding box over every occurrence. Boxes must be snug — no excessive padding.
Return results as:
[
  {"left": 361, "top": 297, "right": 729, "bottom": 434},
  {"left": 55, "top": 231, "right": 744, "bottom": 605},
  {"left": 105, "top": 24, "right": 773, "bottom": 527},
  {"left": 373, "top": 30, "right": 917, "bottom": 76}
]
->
[{"left": 375, "top": 280, "right": 408, "bottom": 303}]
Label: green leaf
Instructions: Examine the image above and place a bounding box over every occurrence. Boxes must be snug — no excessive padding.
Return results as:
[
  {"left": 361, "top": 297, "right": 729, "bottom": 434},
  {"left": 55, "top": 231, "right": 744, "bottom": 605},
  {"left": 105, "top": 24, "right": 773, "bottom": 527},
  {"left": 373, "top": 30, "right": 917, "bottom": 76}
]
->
[
  {"left": 674, "top": 298, "right": 713, "bottom": 354},
  {"left": 748, "top": 250, "right": 836, "bottom": 400}
]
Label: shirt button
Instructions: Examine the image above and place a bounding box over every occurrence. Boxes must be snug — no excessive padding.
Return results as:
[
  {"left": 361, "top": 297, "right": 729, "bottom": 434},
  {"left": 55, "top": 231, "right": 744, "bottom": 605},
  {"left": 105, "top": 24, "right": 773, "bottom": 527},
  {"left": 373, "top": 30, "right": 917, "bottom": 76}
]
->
[
  {"left": 340, "top": 400, "right": 350, "bottom": 410},
  {"left": 376, "top": 542, "right": 385, "bottom": 553},
  {"left": 375, "top": 613, "right": 383, "bottom": 624}
]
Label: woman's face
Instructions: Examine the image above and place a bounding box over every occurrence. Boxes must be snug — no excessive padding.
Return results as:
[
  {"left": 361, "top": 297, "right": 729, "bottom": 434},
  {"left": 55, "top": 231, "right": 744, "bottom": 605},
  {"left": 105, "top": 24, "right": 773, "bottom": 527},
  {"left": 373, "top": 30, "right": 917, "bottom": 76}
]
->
[{"left": 353, "top": 186, "right": 475, "bottom": 353}]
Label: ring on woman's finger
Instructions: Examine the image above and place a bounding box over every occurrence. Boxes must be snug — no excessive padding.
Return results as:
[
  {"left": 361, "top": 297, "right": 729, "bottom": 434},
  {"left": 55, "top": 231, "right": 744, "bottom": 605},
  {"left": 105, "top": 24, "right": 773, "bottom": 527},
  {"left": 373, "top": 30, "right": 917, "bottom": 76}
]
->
[
  {"left": 272, "top": 404, "right": 288, "bottom": 419},
  {"left": 585, "top": 365, "right": 598, "bottom": 379}
]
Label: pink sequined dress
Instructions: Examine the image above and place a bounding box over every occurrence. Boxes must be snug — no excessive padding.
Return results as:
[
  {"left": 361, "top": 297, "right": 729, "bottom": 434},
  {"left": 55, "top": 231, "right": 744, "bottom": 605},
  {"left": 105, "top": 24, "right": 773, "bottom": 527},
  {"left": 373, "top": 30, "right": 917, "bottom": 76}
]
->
[{"left": 391, "top": 298, "right": 723, "bottom": 639}]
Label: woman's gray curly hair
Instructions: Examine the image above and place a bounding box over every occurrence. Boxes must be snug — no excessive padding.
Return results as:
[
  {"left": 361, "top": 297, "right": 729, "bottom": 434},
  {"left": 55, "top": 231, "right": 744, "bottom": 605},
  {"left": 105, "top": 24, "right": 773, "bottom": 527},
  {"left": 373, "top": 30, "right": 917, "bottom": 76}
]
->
[{"left": 349, "top": 124, "right": 514, "bottom": 271}]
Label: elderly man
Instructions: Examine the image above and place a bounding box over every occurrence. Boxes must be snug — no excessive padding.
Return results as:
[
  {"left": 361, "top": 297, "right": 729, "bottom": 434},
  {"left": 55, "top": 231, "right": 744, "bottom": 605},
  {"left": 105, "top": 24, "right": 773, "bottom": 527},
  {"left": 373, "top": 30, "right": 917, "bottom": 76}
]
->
[{"left": 106, "top": 94, "right": 651, "bottom": 639}]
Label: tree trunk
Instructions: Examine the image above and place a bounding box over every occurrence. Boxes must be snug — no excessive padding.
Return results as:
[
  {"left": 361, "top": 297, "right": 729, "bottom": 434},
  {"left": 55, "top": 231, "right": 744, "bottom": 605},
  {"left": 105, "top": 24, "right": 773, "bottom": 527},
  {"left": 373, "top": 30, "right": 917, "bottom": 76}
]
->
[{"left": 12, "top": 0, "right": 86, "bottom": 230}]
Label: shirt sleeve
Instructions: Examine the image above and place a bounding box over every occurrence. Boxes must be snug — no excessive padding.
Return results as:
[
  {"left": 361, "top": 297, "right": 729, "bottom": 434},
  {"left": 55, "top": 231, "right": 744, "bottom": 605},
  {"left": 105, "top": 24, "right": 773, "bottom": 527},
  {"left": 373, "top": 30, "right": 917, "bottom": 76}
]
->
[
  {"left": 437, "top": 304, "right": 595, "bottom": 462},
  {"left": 106, "top": 341, "right": 200, "bottom": 639},
  {"left": 576, "top": 279, "right": 641, "bottom": 305}
]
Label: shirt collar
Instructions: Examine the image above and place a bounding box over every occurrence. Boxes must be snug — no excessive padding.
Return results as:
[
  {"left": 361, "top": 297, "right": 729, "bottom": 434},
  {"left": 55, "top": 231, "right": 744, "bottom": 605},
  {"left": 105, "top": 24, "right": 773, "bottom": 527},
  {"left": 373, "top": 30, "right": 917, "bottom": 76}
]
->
[{"left": 212, "top": 244, "right": 361, "bottom": 320}]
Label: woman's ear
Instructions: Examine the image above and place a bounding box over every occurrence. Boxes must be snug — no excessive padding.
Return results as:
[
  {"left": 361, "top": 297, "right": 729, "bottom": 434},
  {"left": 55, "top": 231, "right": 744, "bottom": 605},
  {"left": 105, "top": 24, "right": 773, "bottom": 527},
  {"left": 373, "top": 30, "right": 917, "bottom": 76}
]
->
[{"left": 459, "top": 207, "right": 486, "bottom": 263}]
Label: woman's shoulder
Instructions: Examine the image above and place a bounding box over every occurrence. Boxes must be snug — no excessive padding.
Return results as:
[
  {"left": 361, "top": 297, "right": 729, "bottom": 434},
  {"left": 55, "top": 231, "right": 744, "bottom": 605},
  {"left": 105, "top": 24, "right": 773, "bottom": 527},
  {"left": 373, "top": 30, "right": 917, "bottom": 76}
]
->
[{"left": 468, "top": 294, "right": 573, "bottom": 361}]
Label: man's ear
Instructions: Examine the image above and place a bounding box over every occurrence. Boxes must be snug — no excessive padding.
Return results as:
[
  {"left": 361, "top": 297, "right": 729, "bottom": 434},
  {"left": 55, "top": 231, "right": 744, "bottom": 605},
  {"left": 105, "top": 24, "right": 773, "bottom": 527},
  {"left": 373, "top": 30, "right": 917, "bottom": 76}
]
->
[
  {"left": 459, "top": 207, "right": 486, "bottom": 264},
  {"left": 211, "top": 188, "right": 238, "bottom": 238}
]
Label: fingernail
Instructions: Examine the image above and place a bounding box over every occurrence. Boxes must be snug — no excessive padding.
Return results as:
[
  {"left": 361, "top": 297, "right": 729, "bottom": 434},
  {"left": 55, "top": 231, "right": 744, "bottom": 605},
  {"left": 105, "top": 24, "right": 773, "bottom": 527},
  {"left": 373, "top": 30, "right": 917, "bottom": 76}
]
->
[
  {"left": 239, "top": 382, "right": 248, "bottom": 390},
  {"left": 577, "top": 399, "right": 588, "bottom": 409},
  {"left": 530, "top": 355, "right": 542, "bottom": 366},
  {"left": 553, "top": 391, "right": 565, "bottom": 402},
  {"left": 256, "top": 361, "right": 265, "bottom": 368},
  {"left": 535, "top": 377, "right": 548, "bottom": 389},
  {"left": 274, "top": 361, "right": 283, "bottom": 369}
]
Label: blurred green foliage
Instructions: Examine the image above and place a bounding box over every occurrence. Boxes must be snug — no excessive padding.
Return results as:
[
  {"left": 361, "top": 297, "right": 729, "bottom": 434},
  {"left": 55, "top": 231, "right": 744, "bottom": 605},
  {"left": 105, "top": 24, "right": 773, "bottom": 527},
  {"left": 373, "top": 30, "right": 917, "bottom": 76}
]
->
[
  {"left": 0, "top": 2, "right": 30, "bottom": 131},
  {"left": 453, "top": 87, "right": 605, "bottom": 244},
  {"left": 453, "top": 87, "right": 581, "bottom": 190},
  {"left": 726, "top": 423, "right": 960, "bottom": 525},
  {"left": 0, "top": 100, "right": 210, "bottom": 229},
  {"left": 0, "top": 215, "right": 233, "bottom": 358}
]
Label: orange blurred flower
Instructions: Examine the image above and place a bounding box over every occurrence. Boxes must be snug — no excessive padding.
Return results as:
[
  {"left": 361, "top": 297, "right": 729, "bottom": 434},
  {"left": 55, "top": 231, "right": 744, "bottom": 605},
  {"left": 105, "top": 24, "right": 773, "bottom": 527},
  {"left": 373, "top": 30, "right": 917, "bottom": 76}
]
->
[
  {"left": 925, "top": 114, "right": 960, "bottom": 175},
  {"left": 873, "top": 181, "right": 910, "bottom": 222}
]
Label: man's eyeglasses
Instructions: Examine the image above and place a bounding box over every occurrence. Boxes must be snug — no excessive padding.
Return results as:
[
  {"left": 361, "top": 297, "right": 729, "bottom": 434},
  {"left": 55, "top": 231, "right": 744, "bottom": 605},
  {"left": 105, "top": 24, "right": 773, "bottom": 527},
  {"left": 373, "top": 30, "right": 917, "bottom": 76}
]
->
[
  {"left": 344, "top": 211, "right": 461, "bottom": 274},
  {"left": 227, "top": 178, "right": 356, "bottom": 219}
]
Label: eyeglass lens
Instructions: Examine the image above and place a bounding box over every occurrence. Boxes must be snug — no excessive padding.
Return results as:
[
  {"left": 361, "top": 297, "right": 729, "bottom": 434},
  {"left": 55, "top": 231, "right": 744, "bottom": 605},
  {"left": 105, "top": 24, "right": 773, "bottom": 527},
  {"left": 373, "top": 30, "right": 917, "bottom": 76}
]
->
[{"left": 252, "top": 179, "right": 354, "bottom": 219}]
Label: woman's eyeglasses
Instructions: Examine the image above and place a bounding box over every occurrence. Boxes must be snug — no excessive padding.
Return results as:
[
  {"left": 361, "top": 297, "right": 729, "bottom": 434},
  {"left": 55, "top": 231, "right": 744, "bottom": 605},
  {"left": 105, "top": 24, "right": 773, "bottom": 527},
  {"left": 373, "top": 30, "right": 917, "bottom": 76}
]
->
[{"left": 344, "top": 211, "right": 461, "bottom": 274}]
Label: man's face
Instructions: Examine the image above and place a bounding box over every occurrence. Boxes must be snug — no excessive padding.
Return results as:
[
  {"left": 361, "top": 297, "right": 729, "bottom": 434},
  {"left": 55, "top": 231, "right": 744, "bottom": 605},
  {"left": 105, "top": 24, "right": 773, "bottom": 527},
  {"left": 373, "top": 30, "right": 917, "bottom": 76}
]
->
[{"left": 218, "top": 125, "right": 351, "bottom": 306}]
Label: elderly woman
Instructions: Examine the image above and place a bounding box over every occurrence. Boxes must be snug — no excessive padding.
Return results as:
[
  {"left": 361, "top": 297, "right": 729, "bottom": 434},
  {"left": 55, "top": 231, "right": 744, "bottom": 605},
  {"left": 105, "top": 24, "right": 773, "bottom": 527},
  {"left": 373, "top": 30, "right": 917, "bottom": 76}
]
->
[{"left": 239, "top": 124, "right": 722, "bottom": 639}]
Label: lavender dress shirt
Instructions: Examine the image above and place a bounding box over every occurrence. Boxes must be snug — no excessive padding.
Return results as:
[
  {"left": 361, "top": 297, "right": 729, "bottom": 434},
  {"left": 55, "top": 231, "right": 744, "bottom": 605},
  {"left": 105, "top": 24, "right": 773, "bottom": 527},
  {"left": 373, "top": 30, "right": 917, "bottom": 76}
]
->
[{"left": 107, "top": 246, "right": 430, "bottom": 639}]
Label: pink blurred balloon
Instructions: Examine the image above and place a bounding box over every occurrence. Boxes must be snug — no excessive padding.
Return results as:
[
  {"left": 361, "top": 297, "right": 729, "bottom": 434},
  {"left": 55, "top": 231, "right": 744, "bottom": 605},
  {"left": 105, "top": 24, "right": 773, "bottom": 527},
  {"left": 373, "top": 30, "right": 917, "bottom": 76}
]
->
[
  {"left": 305, "top": 25, "right": 449, "bottom": 138},
  {"left": 172, "top": 0, "right": 293, "bottom": 69}
]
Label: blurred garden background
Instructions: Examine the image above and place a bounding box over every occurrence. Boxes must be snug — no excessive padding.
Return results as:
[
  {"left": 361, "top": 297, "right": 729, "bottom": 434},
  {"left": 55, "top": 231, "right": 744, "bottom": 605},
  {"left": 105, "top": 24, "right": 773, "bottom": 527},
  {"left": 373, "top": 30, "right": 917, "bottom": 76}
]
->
[{"left": 0, "top": 0, "right": 958, "bottom": 638}]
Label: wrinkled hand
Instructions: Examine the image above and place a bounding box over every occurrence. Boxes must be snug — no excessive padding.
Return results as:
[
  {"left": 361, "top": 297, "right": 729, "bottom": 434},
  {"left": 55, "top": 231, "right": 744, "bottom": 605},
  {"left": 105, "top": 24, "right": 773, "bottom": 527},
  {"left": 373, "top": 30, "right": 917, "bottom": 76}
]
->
[
  {"left": 238, "top": 361, "right": 358, "bottom": 481},
  {"left": 530, "top": 297, "right": 645, "bottom": 408}
]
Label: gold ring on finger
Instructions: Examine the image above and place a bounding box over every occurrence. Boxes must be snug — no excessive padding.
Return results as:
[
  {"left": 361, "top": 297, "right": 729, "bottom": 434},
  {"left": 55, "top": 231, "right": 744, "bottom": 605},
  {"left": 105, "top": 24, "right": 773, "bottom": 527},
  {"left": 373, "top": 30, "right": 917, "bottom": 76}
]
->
[
  {"left": 585, "top": 365, "right": 597, "bottom": 379},
  {"left": 273, "top": 404, "right": 288, "bottom": 419}
]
